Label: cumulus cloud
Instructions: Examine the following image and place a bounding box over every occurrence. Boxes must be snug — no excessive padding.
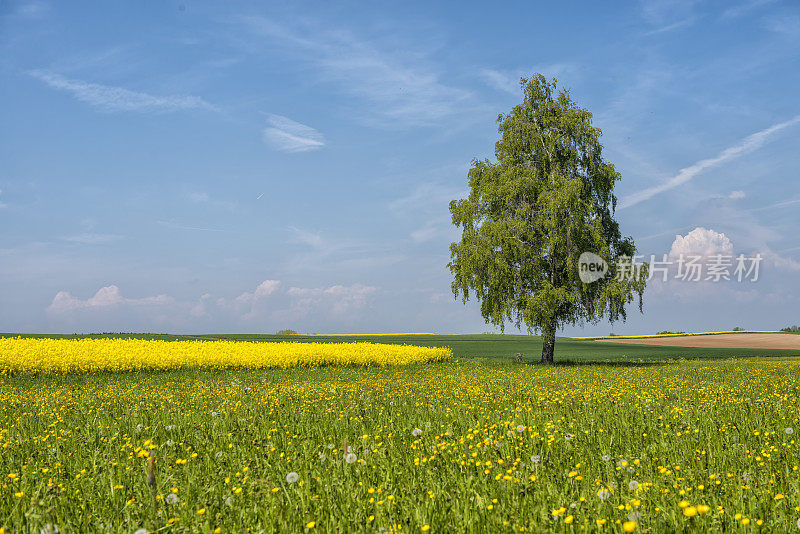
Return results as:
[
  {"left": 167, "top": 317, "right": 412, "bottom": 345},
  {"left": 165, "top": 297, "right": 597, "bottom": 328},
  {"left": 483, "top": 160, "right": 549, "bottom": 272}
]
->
[
  {"left": 44, "top": 279, "right": 380, "bottom": 330},
  {"left": 728, "top": 190, "right": 746, "bottom": 199},
  {"left": 235, "top": 279, "right": 281, "bottom": 305},
  {"left": 222, "top": 279, "right": 281, "bottom": 320},
  {"left": 263, "top": 114, "right": 325, "bottom": 153},
  {"left": 668, "top": 227, "right": 734, "bottom": 259},
  {"left": 0, "top": 188, "right": 6, "bottom": 209},
  {"left": 287, "top": 283, "right": 377, "bottom": 316},
  {"left": 190, "top": 293, "right": 212, "bottom": 318},
  {"left": 48, "top": 285, "right": 173, "bottom": 313}
]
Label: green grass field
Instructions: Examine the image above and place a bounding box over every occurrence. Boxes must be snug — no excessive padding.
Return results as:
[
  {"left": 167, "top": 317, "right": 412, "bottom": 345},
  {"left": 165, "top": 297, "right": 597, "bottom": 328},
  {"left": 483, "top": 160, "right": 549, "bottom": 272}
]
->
[{"left": 3, "top": 334, "right": 800, "bottom": 532}]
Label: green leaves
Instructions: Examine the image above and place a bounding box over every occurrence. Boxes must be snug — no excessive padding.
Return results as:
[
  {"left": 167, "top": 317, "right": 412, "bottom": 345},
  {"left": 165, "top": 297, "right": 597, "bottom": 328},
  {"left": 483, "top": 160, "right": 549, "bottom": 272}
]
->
[{"left": 449, "top": 74, "right": 646, "bottom": 360}]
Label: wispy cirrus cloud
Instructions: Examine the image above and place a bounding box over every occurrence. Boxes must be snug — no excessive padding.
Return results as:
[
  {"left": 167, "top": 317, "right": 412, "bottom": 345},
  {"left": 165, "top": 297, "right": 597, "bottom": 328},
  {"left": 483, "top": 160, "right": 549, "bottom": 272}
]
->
[
  {"left": 722, "top": 0, "right": 779, "bottom": 19},
  {"left": 240, "top": 16, "right": 475, "bottom": 127},
  {"left": 262, "top": 114, "right": 325, "bottom": 152},
  {"left": 479, "top": 64, "right": 578, "bottom": 95},
  {"left": 29, "top": 70, "right": 218, "bottom": 113},
  {"left": 620, "top": 114, "right": 800, "bottom": 208},
  {"left": 62, "top": 233, "right": 121, "bottom": 245}
]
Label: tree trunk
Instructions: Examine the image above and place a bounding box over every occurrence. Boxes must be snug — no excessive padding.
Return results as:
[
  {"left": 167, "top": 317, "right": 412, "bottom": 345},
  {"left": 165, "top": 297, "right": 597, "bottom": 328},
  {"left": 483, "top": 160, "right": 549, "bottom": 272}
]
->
[{"left": 541, "top": 323, "right": 556, "bottom": 364}]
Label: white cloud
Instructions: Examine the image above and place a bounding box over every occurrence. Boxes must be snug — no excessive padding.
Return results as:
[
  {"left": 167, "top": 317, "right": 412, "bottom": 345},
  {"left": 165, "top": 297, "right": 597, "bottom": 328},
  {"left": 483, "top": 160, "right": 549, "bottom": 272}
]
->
[
  {"left": 668, "top": 227, "right": 733, "bottom": 259},
  {"left": 30, "top": 70, "right": 217, "bottom": 113},
  {"left": 722, "top": 0, "right": 778, "bottom": 19},
  {"left": 389, "top": 181, "right": 467, "bottom": 213},
  {"left": 479, "top": 64, "right": 577, "bottom": 95},
  {"left": 288, "top": 226, "right": 326, "bottom": 249},
  {"left": 157, "top": 220, "right": 225, "bottom": 232},
  {"left": 390, "top": 181, "right": 466, "bottom": 244},
  {"left": 235, "top": 279, "right": 281, "bottom": 306},
  {"left": 219, "top": 279, "right": 282, "bottom": 320},
  {"left": 620, "top": 115, "right": 800, "bottom": 208},
  {"left": 241, "top": 17, "right": 474, "bottom": 127},
  {"left": 62, "top": 233, "right": 120, "bottom": 244},
  {"left": 48, "top": 285, "right": 173, "bottom": 313},
  {"left": 190, "top": 293, "right": 212, "bottom": 318},
  {"left": 188, "top": 192, "right": 210, "bottom": 202},
  {"left": 14, "top": 1, "right": 50, "bottom": 18},
  {"left": 728, "top": 190, "right": 746, "bottom": 199},
  {"left": 287, "top": 283, "right": 377, "bottom": 316},
  {"left": 640, "top": 0, "right": 697, "bottom": 28},
  {"left": 262, "top": 114, "right": 325, "bottom": 153},
  {"left": 0, "top": 188, "right": 5, "bottom": 209}
]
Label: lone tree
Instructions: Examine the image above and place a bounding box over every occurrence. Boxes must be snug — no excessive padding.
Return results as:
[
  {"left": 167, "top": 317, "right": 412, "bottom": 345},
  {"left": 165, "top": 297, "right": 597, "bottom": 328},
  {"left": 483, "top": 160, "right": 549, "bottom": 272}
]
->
[{"left": 448, "top": 74, "right": 646, "bottom": 364}]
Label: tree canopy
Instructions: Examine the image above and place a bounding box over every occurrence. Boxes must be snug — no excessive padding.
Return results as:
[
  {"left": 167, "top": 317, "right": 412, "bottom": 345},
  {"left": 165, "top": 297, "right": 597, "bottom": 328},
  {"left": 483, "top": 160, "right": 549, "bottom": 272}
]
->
[{"left": 448, "top": 74, "right": 646, "bottom": 363}]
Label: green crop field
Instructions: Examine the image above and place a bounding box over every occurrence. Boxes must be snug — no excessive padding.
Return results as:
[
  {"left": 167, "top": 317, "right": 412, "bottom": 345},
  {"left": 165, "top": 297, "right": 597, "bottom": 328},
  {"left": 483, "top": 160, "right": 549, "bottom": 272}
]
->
[{"left": 3, "top": 332, "right": 799, "bottom": 361}]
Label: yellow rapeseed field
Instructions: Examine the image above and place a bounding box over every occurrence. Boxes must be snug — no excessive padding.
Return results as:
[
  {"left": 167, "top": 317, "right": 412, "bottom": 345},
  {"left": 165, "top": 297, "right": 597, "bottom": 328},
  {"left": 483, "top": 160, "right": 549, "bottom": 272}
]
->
[
  {"left": 574, "top": 330, "right": 779, "bottom": 340},
  {"left": 0, "top": 337, "right": 451, "bottom": 374}
]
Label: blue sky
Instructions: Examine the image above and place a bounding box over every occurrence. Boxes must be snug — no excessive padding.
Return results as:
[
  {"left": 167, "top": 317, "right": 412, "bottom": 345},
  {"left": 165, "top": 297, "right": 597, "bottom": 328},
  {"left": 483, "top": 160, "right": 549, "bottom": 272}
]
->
[{"left": 1, "top": 0, "right": 799, "bottom": 335}]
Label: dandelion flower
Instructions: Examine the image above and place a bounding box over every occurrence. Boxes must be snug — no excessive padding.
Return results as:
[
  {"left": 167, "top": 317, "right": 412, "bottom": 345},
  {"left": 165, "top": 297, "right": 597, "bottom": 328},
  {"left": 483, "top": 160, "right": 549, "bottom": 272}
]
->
[
  {"left": 786, "top": 427, "right": 794, "bottom": 435},
  {"left": 622, "top": 521, "right": 636, "bottom": 532},
  {"left": 597, "top": 489, "right": 610, "bottom": 500},
  {"left": 601, "top": 454, "right": 611, "bottom": 462},
  {"left": 628, "top": 480, "right": 639, "bottom": 491},
  {"left": 531, "top": 455, "right": 540, "bottom": 464},
  {"left": 286, "top": 472, "right": 299, "bottom": 483},
  {"left": 345, "top": 453, "right": 357, "bottom": 464},
  {"left": 166, "top": 493, "right": 179, "bottom": 504},
  {"left": 412, "top": 428, "right": 423, "bottom": 437}
]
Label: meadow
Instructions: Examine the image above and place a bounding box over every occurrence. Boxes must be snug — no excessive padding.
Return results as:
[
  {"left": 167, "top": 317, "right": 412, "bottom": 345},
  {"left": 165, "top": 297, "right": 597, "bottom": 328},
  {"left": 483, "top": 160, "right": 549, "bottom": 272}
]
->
[{"left": 2, "top": 335, "right": 800, "bottom": 532}]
